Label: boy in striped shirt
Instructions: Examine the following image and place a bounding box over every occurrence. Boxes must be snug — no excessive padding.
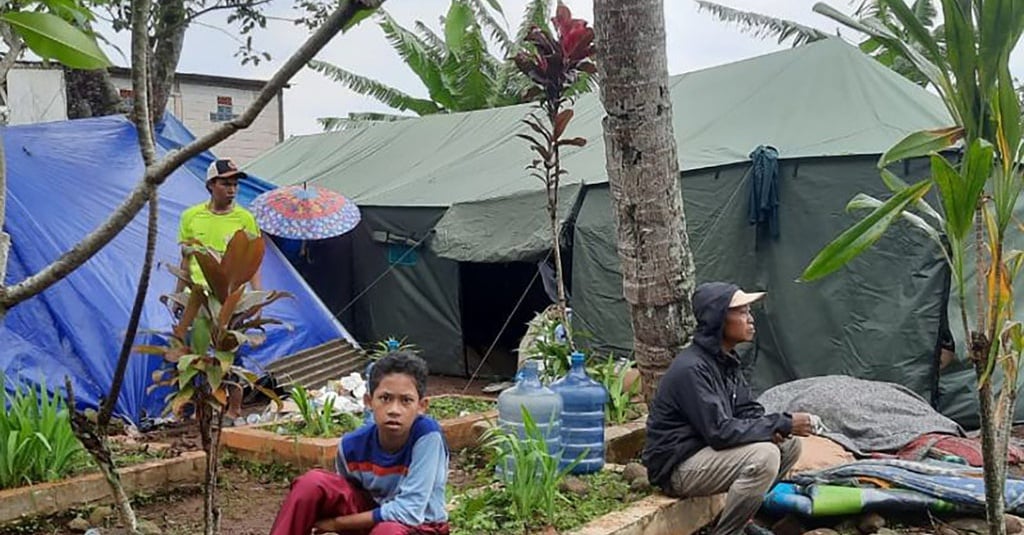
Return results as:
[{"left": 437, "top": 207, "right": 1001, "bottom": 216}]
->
[{"left": 270, "top": 352, "right": 449, "bottom": 535}]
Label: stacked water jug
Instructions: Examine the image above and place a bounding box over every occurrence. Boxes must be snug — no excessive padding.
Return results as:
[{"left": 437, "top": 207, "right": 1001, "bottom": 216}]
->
[{"left": 497, "top": 351, "right": 609, "bottom": 475}]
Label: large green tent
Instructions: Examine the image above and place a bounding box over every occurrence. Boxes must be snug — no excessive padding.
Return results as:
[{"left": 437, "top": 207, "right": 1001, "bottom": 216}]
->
[{"left": 248, "top": 39, "right": 994, "bottom": 423}]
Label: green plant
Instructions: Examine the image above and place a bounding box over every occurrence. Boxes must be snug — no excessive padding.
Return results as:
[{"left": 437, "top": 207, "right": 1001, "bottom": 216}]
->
[
  {"left": 514, "top": 4, "right": 596, "bottom": 349},
  {"left": 0, "top": 374, "right": 86, "bottom": 489},
  {"left": 368, "top": 336, "right": 418, "bottom": 360},
  {"left": 140, "top": 230, "right": 289, "bottom": 535},
  {"left": 588, "top": 357, "right": 641, "bottom": 425},
  {"left": 802, "top": 1, "right": 1024, "bottom": 532},
  {"left": 480, "top": 407, "right": 580, "bottom": 526},
  {"left": 449, "top": 468, "right": 636, "bottom": 534},
  {"left": 287, "top": 385, "right": 362, "bottom": 438},
  {"left": 522, "top": 312, "right": 573, "bottom": 382}
]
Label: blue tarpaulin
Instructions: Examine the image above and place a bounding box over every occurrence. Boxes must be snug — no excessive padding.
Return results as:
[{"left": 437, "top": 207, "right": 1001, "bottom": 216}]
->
[{"left": 1, "top": 113, "right": 352, "bottom": 424}]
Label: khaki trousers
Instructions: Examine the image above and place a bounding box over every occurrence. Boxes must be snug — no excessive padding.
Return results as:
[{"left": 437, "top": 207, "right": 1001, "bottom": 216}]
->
[{"left": 668, "top": 438, "right": 801, "bottom": 535}]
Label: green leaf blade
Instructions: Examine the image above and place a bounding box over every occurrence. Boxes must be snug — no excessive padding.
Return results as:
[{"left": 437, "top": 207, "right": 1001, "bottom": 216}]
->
[
  {"left": 800, "top": 179, "right": 933, "bottom": 282},
  {"left": 1, "top": 12, "right": 110, "bottom": 70},
  {"left": 877, "top": 126, "right": 964, "bottom": 169}
]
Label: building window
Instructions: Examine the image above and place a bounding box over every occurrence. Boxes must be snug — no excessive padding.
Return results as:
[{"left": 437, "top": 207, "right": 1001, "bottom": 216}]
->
[{"left": 209, "top": 95, "right": 238, "bottom": 122}]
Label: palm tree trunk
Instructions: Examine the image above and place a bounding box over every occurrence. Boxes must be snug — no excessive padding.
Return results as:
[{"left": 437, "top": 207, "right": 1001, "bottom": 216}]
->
[{"left": 594, "top": 0, "right": 696, "bottom": 401}]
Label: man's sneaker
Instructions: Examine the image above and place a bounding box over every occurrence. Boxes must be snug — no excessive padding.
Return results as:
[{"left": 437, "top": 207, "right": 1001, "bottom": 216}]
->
[{"left": 743, "top": 522, "right": 774, "bottom": 535}]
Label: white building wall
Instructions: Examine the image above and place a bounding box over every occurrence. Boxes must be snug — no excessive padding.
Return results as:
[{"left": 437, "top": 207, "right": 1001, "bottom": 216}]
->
[{"left": 109, "top": 75, "right": 282, "bottom": 165}]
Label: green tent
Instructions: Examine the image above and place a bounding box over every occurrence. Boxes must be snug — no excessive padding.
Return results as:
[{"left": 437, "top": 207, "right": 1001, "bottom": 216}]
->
[{"left": 248, "top": 39, "right": 986, "bottom": 421}]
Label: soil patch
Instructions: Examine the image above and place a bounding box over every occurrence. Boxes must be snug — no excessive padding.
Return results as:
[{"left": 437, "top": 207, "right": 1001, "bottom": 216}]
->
[{"left": 0, "top": 456, "right": 296, "bottom": 535}]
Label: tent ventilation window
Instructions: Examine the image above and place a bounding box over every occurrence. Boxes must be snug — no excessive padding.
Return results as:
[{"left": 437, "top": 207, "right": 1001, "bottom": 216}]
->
[{"left": 372, "top": 230, "right": 425, "bottom": 267}]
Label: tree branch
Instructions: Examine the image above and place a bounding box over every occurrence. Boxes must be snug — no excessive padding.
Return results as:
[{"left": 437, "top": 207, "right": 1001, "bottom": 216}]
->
[
  {"left": 183, "top": 0, "right": 273, "bottom": 25},
  {"left": 0, "top": 0, "right": 385, "bottom": 314},
  {"left": 96, "top": 0, "right": 159, "bottom": 431},
  {"left": 132, "top": 0, "right": 157, "bottom": 166},
  {"left": 0, "top": 25, "right": 25, "bottom": 105}
]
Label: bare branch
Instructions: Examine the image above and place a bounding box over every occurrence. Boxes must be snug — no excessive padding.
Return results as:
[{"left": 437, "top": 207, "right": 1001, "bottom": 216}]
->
[
  {"left": 132, "top": 0, "right": 157, "bottom": 166},
  {"left": 0, "top": 23, "right": 25, "bottom": 105},
  {"left": 0, "top": 0, "right": 385, "bottom": 313},
  {"left": 184, "top": 0, "right": 273, "bottom": 25}
]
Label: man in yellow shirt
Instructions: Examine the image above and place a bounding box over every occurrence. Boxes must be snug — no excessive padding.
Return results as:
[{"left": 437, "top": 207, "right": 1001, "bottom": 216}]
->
[{"left": 176, "top": 157, "right": 262, "bottom": 422}]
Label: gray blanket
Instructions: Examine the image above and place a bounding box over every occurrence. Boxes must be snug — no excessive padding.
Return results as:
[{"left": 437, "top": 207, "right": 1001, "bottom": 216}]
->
[{"left": 756, "top": 375, "right": 964, "bottom": 456}]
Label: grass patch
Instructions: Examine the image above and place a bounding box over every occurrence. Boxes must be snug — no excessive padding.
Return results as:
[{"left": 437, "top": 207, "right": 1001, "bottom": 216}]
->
[
  {"left": 449, "top": 470, "right": 641, "bottom": 534},
  {"left": 427, "top": 396, "right": 495, "bottom": 421},
  {"left": 0, "top": 375, "right": 86, "bottom": 490}
]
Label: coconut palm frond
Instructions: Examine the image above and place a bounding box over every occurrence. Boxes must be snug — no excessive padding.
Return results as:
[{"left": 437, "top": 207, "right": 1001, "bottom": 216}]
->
[
  {"left": 308, "top": 59, "right": 442, "bottom": 116},
  {"left": 695, "top": 0, "right": 831, "bottom": 47}
]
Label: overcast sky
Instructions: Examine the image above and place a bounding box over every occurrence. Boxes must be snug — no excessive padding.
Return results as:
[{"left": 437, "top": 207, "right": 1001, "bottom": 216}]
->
[{"left": 99, "top": 0, "right": 1024, "bottom": 136}]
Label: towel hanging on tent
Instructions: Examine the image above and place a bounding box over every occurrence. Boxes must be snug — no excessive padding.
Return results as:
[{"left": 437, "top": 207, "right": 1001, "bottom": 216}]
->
[{"left": 747, "top": 145, "right": 781, "bottom": 239}]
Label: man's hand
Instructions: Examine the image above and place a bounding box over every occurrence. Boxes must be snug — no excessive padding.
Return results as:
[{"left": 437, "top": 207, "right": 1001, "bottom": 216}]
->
[
  {"left": 791, "top": 412, "right": 815, "bottom": 437},
  {"left": 772, "top": 432, "right": 786, "bottom": 444},
  {"left": 312, "top": 518, "right": 339, "bottom": 534}
]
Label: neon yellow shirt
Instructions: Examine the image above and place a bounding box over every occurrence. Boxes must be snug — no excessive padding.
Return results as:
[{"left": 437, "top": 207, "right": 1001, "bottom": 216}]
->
[{"left": 178, "top": 202, "right": 259, "bottom": 288}]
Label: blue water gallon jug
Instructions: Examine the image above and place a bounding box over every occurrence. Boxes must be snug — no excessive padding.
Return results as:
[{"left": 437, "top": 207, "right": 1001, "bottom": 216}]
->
[
  {"left": 497, "top": 360, "right": 563, "bottom": 472},
  {"left": 550, "top": 351, "right": 608, "bottom": 474}
]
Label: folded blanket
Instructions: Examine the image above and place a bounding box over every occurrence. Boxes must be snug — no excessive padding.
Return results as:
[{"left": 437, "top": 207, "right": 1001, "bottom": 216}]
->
[
  {"left": 757, "top": 375, "right": 964, "bottom": 455},
  {"left": 790, "top": 459, "right": 1024, "bottom": 514}
]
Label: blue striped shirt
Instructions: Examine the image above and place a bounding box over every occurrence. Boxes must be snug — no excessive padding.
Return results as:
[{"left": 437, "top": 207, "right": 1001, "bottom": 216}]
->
[{"left": 335, "top": 415, "right": 449, "bottom": 525}]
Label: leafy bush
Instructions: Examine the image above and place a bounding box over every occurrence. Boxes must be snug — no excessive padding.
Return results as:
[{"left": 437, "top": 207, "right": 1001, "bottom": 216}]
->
[
  {"left": 588, "top": 356, "right": 642, "bottom": 424},
  {"left": 479, "top": 408, "right": 580, "bottom": 526},
  {"left": 0, "top": 374, "right": 86, "bottom": 489}
]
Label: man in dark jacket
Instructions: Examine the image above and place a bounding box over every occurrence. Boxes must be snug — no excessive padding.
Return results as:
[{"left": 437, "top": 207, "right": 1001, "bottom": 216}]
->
[{"left": 643, "top": 282, "right": 814, "bottom": 535}]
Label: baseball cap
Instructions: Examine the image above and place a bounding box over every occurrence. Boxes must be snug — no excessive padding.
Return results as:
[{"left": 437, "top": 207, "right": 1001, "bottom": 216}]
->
[
  {"left": 206, "top": 158, "right": 247, "bottom": 182},
  {"left": 729, "top": 289, "right": 765, "bottom": 308}
]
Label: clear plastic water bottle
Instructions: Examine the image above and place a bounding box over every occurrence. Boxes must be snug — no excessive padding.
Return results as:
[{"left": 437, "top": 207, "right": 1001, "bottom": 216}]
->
[
  {"left": 550, "top": 351, "right": 608, "bottom": 474},
  {"left": 497, "top": 360, "right": 563, "bottom": 475}
]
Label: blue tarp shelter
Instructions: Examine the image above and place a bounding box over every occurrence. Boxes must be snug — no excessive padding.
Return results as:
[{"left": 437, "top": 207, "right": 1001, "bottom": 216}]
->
[{"left": 0, "top": 113, "right": 353, "bottom": 424}]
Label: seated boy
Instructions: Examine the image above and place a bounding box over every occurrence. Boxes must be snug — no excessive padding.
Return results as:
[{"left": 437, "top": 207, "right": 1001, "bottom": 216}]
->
[{"left": 269, "top": 352, "right": 450, "bottom": 535}]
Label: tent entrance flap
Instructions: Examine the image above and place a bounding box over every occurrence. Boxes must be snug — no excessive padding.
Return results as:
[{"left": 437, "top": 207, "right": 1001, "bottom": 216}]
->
[
  {"left": 460, "top": 261, "right": 553, "bottom": 379},
  {"left": 432, "top": 183, "right": 583, "bottom": 263}
]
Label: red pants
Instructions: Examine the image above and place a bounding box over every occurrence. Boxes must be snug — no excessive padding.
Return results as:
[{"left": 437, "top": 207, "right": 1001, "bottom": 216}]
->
[{"left": 269, "top": 469, "right": 450, "bottom": 535}]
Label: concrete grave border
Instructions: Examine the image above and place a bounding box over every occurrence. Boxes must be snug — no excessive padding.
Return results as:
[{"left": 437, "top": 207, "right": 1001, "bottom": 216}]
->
[{"left": 0, "top": 450, "right": 206, "bottom": 526}]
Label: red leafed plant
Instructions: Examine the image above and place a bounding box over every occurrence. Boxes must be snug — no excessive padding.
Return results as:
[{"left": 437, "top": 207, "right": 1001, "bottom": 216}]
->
[
  {"left": 138, "top": 229, "right": 288, "bottom": 535},
  {"left": 513, "top": 3, "right": 596, "bottom": 349}
]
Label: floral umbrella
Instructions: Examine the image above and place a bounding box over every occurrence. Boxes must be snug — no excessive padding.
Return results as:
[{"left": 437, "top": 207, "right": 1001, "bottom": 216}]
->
[{"left": 250, "top": 184, "right": 361, "bottom": 240}]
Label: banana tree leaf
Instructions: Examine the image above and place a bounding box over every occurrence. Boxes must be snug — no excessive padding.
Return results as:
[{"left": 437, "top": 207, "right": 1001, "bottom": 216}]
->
[
  {"left": 445, "top": 1, "right": 474, "bottom": 52},
  {"left": 1, "top": 12, "right": 110, "bottom": 70},
  {"left": 877, "top": 126, "right": 963, "bottom": 168},
  {"left": 879, "top": 0, "right": 945, "bottom": 65},
  {"left": 342, "top": 2, "right": 378, "bottom": 32},
  {"left": 800, "top": 179, "right": 933, "bottom": 282}
]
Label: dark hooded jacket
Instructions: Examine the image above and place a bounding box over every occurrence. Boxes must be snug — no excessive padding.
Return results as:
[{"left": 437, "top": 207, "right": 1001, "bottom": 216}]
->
[{"left": 642, "top": 282, "right": 793, "bottom": 491}]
